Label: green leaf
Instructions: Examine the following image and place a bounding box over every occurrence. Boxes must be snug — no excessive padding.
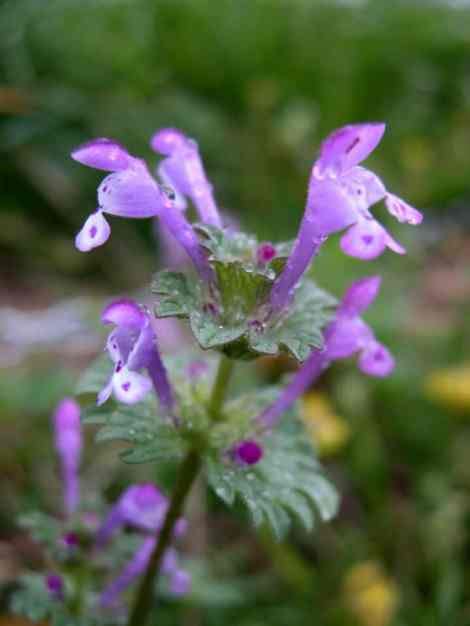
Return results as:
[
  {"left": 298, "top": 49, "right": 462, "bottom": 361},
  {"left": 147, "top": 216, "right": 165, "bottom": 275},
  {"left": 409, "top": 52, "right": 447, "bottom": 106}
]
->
[
  {"left": 18, "top": 511, "right": 61, "bottom": 549},
  {"left": 206, "top": 417, "right": 339, "bottom": 539},
  {"left": 249, "top": 279, "right": 337, "bottom": 361},
  {"left": 82, "top": 398, "right": 186, "bottom": 465},
  {"left": 190, "top": 309, "right": 246, "bottom": 350},
  {"left": 152, "top": 269, "right": 197, "bottom": 318},
  {"left": 75, "top": 354, "right": 110, "bottom": 396}
]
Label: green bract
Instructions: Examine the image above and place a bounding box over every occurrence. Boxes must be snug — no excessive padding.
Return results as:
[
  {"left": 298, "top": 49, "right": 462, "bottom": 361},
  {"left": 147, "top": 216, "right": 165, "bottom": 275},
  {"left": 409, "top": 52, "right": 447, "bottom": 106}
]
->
[{"left": 152, "top": 225, "right": 337, "bottom": 361}]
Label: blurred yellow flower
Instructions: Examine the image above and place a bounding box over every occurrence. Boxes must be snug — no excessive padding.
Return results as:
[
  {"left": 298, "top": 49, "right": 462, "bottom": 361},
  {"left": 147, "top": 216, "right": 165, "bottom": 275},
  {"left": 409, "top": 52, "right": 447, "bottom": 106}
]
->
[
  {"left": 425, "top": 364, "right": 470, "bottom": 412},
  {"left": 301, "top": 392, "right": 350, "bottom": 457},
  {"left": 343, "top": 561, "right": 399, "bottom": 626}
]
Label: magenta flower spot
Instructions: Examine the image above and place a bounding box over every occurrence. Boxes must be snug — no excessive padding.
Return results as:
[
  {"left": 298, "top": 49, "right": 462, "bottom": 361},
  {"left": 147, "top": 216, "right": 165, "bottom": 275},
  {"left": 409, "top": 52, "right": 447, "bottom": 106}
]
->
[
  {"left": 258, "top": 277, "right": 394, "bottom": 429},
  {"left": 257, "top": 242, "right": 276, "bottom": 265},
  {"left": 52, "top": 398, "right": 82, "bottom": 515},
  {"left": 151, "top": 127, "right": 222, "bottom": 227},
  {"left": 98, "top": 299, "right": 174, "bottom": 411},
  {"left": 270, "top": 123, "right": 422, "bottom": 312},
  {"left": 169, "top": 569, "right": 191, "bottom": 595},
  {"left": 233, "top": 440, "right": 263, "bottom": 465},
  {"left": 203, "top": 302, "right": 219, "bottom": 317},
  {"left": 46, "top": 574, "right": 64, "bottom": 600}
]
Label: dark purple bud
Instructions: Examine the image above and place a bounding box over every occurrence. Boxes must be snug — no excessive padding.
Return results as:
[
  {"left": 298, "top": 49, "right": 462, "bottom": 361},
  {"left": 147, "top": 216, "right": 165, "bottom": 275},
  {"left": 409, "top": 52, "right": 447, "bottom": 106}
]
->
[
  {"left": 257, "top": 242, "right": 276, "bottom": 265},
  {"left": 46, "top": 574, "right": 64, "bottom": 600},
  {"left": 233, "top": 440, "right": 263, "bottom": 466},
  {"left": 62, "top": 532, "right": 79, "bottom": 548}
]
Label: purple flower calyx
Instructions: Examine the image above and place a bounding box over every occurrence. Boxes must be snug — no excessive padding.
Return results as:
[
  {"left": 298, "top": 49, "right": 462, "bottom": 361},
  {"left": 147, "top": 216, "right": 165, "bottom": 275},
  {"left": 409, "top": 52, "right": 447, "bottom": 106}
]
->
[{"left": 270, "top": 122, "right": 422, "bottom": 313}]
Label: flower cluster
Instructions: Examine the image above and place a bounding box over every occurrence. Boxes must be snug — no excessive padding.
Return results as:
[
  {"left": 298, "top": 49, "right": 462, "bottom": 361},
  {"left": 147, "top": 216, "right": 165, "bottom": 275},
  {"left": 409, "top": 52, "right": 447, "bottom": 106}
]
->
[
  {"left": 71, "top": 123, "right": 422, "bottom": 466},
  {"left": 39, "top": 398, "right": 190, "bottom": 617}
]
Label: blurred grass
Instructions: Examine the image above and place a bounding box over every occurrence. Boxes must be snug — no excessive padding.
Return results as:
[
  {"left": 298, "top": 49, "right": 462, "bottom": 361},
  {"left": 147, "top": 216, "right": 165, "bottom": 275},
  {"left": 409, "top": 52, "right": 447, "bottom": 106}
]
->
[{"left": 1, "top": 1, "right": 470, "bottom": 625}]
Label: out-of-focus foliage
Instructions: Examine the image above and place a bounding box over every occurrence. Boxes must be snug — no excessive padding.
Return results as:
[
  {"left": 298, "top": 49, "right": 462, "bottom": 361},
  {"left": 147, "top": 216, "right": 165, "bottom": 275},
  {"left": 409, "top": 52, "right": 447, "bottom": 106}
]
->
[{"left": 2, "top": 1, "right": 470, "bottom": 625}]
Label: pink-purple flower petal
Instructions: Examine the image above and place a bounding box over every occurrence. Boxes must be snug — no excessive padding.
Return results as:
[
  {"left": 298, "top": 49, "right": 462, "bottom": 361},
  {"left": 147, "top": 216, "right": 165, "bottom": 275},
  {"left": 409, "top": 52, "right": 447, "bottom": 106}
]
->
[
  {"left": 358, "top": 341, "right": 395, "bottom": 377},
  {"left": 71, "top": 138, "right": 131, "bottom": 172},
  {"left": 313, "top": 122, "right": 386, "bottom": 178},
  {"left": 75, "top": 210, "right": 111, "bottom": 252},
  {"left": 97, "top": 161, "right": 162, "bottom": 218},
  {"left": 340, "top": 219, "right": 388, "bottom": 260},
  {"left": 385, "top": 193, "right": 423, "bottom": 225}
]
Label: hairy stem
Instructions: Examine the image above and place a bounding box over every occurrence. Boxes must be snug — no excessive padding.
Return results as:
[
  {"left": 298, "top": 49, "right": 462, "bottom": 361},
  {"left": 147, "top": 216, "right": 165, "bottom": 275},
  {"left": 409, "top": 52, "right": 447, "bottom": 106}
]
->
[
  {"left": 208, "top": 355, "right": 234, "bottom": 420},
  {"left": 127, "top": 356, "right": 234, "bottom": 626},
  {"left": 127, "top": 449, "right": 201, "bottom": 626}
]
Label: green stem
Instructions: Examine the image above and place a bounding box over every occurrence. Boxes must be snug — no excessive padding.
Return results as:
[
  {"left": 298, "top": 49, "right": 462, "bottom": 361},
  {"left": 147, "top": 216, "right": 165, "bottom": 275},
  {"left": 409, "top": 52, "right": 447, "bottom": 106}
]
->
[
  {"left": 127, "top": 356, "right": 235, "bottom": 626},
  {"left": 127, "top": 450, "right": 201, "bottom": 626},
  {"left": 208, "top": 355, "right": 234, "bottom": 420}
]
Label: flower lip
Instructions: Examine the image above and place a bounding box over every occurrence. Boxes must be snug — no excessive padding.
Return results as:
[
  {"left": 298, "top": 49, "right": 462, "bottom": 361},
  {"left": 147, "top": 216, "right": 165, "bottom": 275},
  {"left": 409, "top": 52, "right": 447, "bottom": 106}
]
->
[{"left": 71, "top": 138, "right": 131, "bottom": 172}]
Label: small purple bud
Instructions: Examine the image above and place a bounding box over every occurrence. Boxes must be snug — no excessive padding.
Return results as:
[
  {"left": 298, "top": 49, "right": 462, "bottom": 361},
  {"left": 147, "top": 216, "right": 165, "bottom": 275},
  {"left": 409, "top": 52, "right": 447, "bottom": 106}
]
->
[
  {"left": 46, "top": 574, "right": 64, "bottom": 600},
  {"left": 233, "top": 440, "right": 263, "bottom": 466},
  {"left": 62, "top": 532, "right": 79, "bottom": 548},
  {"left": 257, "top": 242, "right": 276, "bottom": 265}
]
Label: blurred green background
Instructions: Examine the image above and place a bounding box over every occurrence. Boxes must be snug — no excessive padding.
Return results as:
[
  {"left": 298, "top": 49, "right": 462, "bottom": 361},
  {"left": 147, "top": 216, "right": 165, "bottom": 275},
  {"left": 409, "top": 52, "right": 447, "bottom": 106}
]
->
[{"left": 2, "top": 1, "right": 470, "bottom": 625}]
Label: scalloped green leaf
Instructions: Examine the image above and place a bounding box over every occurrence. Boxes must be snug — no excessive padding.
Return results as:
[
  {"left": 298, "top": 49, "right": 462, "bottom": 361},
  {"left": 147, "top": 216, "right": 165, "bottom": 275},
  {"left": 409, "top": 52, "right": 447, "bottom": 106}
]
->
[
  {"left": 152, "top": 269, "right": 197, "bottom": 318},
  {"left": 206, "top": 417, "right": 339, "bottom": 539}
]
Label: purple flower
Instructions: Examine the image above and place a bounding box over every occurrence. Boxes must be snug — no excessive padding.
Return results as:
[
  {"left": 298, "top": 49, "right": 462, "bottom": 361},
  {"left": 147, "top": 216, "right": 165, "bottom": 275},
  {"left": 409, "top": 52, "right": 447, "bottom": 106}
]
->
[
  {"left": 100, "top": 539, "right": 191, "bottom": 608},
  {"left": 100, "top": 536, "right": 156, "bottom": 608},
  {"left": 95, "top": 484, "right": 168, "bottom": 547},
  {"left": 98, "top": 299, "right": 175, "bottom": 411},
  {"left": 270, "top": 123, "right": 422, "bottom": 312},
  {"left": 258, "top": 277, "right": 394, "bottom": 429},
  {"left": 71, "top": 138, "right": 212, "bottom": 281},
  {"left": 151, "top": 128, "right": 222, "bottom": 228},
  {"left": 95, "top": 483, "right": 187, "bottom": 548},
  {"left": 52, "top": 398, "right": 82, "bottom": 515},
  {"left": 46, "top": 574, "right": 64, "bottom": 601},
  {"left": 232, "top": 440, "right": 264, "bottom": 466}
]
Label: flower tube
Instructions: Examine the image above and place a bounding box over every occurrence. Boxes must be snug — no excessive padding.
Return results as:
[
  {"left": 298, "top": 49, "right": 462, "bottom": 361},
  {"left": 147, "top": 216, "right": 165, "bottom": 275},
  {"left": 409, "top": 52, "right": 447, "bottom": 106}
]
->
[{"left": 259, "top": 277, "right": 394, "bottom": 429}]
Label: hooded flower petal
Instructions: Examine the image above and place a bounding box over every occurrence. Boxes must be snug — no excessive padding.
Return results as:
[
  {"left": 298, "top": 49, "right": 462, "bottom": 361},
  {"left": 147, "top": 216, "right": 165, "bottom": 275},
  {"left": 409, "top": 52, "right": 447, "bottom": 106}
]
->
[
  {"left": 151, "top": 128, "right": 222, "bottom": 227},
  {"left": 358, "top": 341, "right": 395, "bottom": 377},
  {"left": 158, "top": 161, "right": 188, "bottom": 211},
  {"left": 150, "top": 128, "right": 187, "bottom": 155},
  {"left": 102, "top": 299, "right": 145, "bottom": 329},
  {"left": 339, "top": 276, "right": 382, "bottom": 317},
  {"left": 71, "top": 138, "right": 131, "bottom": 172},
  {"left": 340, "top": 219, "right": 389, "bottom": 260},
  {"left": 75, "top": 210, "right": 111, "bottom": 252},
  {"left": 314, "top": 123, "right": 386, "bottom": 178},
  {"left": 385, "top": 193, "right": 423, "bottom": 225},
  {"left": 98, "top": 160, "right": 162, "bottom": 218},
  {"left": 112, "top": 367, "right": 152, "bottom": 405}
]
